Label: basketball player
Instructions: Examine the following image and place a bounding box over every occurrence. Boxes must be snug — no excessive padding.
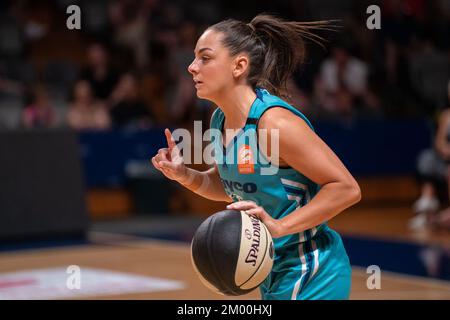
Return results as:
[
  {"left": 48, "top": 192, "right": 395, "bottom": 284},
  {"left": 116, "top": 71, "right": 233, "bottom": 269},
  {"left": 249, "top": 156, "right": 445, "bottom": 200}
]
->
[{"left": 151, "top": 14, "right": 361, "bottom": 300}]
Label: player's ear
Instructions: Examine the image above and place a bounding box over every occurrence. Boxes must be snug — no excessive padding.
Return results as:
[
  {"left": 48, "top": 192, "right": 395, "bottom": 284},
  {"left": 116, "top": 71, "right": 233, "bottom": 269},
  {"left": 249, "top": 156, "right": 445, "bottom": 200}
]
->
[{"left": 232, "top": 54, "right": 249, "bottom": 79}]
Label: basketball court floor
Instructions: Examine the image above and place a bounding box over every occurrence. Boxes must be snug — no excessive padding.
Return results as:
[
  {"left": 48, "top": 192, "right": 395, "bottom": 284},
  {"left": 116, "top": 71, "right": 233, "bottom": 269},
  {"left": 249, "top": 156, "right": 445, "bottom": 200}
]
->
[{"left": 0, "top": 205, "right": 449, "bottom": 300}]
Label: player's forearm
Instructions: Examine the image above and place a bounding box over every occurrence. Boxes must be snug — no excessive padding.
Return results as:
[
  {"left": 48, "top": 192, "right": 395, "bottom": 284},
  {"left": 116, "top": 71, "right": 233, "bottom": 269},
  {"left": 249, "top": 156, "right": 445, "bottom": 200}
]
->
[
  {"left": 178, "top": 167, "right": 232, "bottom": 202},
  {"left": 278, "top": 181, "right": 361, "bottom": 237}
]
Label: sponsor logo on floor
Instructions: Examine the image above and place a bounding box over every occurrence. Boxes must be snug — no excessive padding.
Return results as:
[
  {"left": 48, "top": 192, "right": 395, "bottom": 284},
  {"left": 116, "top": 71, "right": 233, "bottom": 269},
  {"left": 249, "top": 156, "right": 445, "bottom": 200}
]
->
[{"left": 0, "top": 267, "right": 185, "bottom": 299}]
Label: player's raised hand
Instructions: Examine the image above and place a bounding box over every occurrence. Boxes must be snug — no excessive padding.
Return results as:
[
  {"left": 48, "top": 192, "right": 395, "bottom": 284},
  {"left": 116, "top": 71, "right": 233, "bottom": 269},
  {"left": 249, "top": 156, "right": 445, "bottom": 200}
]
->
[{"left": 151, "top": 128, "right": 187, "bottom": 182}]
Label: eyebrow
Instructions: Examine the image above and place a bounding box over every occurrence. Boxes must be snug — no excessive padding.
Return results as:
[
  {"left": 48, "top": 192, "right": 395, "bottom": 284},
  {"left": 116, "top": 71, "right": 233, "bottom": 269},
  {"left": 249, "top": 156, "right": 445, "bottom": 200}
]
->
[{"left": 195, "top": 47, "right": 213, "bottom": 54}]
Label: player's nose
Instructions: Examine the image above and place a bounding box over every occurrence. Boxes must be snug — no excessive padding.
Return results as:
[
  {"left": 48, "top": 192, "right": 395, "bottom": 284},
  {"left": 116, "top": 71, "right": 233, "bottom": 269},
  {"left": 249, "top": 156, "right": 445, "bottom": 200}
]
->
[{"left": 188, "top": 59, "right": 199, "bottom": 75}]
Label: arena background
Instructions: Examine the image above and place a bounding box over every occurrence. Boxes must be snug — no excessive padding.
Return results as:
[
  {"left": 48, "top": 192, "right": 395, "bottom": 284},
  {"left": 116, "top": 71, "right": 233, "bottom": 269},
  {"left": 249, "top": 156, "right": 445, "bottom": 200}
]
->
[{"left": 0, "top": 0, "right": 449, "bottom": 300}]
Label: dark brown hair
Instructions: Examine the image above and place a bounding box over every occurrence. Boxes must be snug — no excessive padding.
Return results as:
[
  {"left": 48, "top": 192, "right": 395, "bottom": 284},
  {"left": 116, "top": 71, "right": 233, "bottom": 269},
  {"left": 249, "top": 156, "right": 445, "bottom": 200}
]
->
[{"left": 209, "top": 14, "right": 339, "bottom": 97}]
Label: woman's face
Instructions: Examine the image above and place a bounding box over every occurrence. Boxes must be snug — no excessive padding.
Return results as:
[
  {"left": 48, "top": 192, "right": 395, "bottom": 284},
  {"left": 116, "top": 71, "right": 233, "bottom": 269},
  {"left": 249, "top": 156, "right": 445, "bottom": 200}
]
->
[{"left": 188, "top": 29, "right": 236, "bottom": 101}]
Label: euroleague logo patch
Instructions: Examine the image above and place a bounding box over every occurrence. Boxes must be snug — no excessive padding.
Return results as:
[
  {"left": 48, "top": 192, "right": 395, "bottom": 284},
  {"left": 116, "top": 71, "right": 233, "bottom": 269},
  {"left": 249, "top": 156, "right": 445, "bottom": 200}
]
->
[{"left": 238, "top": 145, "right": 255, "bottom": 174}]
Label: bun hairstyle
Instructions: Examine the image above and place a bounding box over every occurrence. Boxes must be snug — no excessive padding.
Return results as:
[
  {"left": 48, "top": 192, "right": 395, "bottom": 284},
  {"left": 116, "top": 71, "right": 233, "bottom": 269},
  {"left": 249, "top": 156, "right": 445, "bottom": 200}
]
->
[{"left": 209, "top": 14, "right": 339, "bottom": 98}]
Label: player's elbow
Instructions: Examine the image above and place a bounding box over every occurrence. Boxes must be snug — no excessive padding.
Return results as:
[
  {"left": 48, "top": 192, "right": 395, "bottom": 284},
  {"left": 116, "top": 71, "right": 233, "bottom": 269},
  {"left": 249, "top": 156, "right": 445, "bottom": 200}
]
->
[{"left": 344, "top": 178, "right": 361, "bottom": 206}]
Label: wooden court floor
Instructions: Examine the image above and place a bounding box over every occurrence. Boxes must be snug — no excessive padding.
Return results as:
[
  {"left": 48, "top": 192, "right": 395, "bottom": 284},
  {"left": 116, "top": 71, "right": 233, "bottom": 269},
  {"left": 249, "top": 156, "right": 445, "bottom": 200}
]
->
[
  {"left": 0, "top": 236, "right": 449, "bottom": 300},
  {"left": 1, "top": 204, "right": 449, "bottom": 300}
]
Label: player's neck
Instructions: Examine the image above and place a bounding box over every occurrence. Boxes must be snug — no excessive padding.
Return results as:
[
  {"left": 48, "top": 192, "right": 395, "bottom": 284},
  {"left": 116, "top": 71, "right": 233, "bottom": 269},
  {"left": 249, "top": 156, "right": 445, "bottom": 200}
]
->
[{"left": 216, "top": 85, "right": 256, "bottom": 129}]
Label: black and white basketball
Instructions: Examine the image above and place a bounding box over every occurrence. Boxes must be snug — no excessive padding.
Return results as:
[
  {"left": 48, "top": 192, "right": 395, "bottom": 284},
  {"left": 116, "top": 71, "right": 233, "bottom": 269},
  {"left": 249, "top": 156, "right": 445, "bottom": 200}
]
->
[{"left": 190, "top": 209, "right": 274, "bottom": 296}]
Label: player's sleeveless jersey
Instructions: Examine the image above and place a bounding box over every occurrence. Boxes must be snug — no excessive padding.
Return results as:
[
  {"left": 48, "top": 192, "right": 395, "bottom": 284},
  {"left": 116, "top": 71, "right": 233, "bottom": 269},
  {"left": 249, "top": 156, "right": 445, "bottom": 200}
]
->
[
  {"left": 210, "top": 88, "right": 352, "bottom": 300},
  {"left": 210, "top": 88, "right": 327, "bottom": 253}
]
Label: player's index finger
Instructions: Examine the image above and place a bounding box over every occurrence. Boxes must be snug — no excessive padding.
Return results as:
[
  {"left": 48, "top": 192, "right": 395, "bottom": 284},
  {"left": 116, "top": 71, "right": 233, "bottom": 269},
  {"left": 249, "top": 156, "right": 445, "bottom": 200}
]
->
[{"left": 165, "top": 128, "right": 176, "bottom": 148}]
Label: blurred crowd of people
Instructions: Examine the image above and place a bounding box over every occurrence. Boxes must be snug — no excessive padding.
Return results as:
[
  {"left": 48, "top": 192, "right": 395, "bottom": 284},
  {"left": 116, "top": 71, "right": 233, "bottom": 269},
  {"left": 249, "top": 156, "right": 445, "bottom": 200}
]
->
[
  {"left": 0, "top": 0, "right": 449, "bottom": 131},
  {"left": 1, "top": 0, "right": 450, "bottom": 233}
]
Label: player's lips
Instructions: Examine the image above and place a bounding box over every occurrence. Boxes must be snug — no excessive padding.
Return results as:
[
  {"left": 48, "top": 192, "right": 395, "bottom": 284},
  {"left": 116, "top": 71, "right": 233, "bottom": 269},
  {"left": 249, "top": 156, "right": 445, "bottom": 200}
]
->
[{"left": 194, "top": 79, "right": 203, "bottom": 88}]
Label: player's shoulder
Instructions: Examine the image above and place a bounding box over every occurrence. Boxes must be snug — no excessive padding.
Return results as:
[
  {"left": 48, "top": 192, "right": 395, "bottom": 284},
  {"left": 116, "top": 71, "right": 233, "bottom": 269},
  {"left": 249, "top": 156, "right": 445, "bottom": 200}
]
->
[{"left": 258, "top": 106, "right": 309, "bottom": 132}]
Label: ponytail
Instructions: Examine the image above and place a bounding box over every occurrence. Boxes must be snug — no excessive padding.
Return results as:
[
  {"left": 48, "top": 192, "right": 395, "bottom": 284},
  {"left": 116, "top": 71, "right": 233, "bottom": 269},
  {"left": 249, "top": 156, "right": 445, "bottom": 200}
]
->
[{"left": 210, "top": 14, "right": 339, "bottom": 97}]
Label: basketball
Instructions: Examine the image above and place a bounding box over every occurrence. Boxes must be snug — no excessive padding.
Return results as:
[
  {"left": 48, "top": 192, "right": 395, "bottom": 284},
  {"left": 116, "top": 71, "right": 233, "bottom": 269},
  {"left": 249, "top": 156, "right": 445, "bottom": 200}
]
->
[{"left": 190, "top": 209, "right": 274, "bottom": 296}]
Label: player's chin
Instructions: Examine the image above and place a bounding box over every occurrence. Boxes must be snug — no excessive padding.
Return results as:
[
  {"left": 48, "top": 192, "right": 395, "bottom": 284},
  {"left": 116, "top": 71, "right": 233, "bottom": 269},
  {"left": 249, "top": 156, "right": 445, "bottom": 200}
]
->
[{"left": 195, "top": 88, "right": 208, "bottom": 99}]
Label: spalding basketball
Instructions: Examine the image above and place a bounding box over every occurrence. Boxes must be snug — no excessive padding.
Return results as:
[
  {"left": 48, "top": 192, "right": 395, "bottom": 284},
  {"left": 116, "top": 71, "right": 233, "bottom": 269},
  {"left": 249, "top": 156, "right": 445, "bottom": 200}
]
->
[{"left": 190, "top": 209, "right": 274, "bottom": 296}]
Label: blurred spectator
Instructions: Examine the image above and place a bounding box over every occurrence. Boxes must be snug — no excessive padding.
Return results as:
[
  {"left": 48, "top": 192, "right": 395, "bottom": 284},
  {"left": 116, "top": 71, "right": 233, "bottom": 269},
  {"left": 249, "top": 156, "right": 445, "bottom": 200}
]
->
[
  {"left": 410, "top": 146, "right": 444, "bottom": 230},
  {"left": 108, "top": 0, "right": 150, "bottom": 69},
  {"left": 79, "top": 42, "right": 120, "bottom": 100},
  {"left": 66, "top": 80, "right": 111, "bottom": 130},
  {"left": 147, "top": 2, "right": 184, "bottom": 74},
  {"left": 411, "top": 81, "right": 450, "bottom": 230},
  {"left": 166, "top": 21, "right": 198, "bottom": 126},
  {"left": 21, "top": 84, "right": 56, "bottom": 128},
  {"left": 315, "top": 43, "right": 369, "bottom": 118},
  {"left": 432, "top": 80, "right": 450, "bottom": 230},
  {"left": 109, "top": 72, "right": 153, "bottom": 128},
  {"left": 409, "top": 38, "right": 450, "bottom": 113}
]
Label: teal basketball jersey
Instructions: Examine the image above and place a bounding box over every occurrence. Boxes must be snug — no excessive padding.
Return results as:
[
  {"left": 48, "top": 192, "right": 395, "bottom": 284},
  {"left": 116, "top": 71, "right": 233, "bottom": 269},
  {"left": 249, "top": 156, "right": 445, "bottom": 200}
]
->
[
  {"left": 210, "top": 87, "right": 325, "bottom": 252},
  {"left": 209, "top": 88, "right": 352, "bottom": 300}
]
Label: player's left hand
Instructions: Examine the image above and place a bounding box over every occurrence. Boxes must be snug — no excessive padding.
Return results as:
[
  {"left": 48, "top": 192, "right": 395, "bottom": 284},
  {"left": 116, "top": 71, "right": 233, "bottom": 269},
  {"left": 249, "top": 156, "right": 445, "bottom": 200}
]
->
[{"left": 226, "top": 201, "right": 284, "bottom": 238}]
